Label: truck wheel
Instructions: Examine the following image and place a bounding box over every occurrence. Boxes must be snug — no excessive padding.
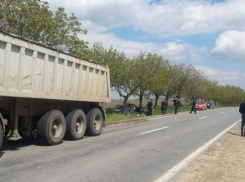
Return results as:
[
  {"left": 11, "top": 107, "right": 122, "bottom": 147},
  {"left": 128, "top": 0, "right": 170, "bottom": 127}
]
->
[
  {"left": 0, "top": 124, "right": 3, "bottom": 149},
  {"left": 37, "top": 110, "right": 66, "bottom": 145},
  {"left": 65, "top": 109, "right": 86, "bottom": 140},
  {"left": 86, "top": 108, "right": 103, "bottom": 136}
]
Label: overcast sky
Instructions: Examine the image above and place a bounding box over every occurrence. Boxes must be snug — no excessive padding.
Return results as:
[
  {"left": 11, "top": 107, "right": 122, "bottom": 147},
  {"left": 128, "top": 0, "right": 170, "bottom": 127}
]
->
[{"left": 46, "top": 0, "right": 245, "bottom": 98}]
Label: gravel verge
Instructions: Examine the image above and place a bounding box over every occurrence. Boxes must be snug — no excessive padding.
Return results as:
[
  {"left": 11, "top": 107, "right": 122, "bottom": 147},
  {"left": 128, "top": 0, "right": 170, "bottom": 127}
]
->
[{"left": 173, "top": 121, "right": 245, "bottom": 182}]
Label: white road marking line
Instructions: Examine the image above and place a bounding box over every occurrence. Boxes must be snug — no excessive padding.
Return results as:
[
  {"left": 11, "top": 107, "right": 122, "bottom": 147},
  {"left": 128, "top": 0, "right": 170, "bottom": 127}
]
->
[
  {"left": 140, "top": 126, "right": 169, "bottom": 134},
  {"left": 199, "top": 116, "right": 207, "bottom": 119},
  {"left": 151, "top": 117, "right": 163, "bottom": 120},
  {"left": 221, "top": 112, "right": 224, "bottom": 113},
  {"left": 153, "top": 120, "right": 240, "bottom": 182},
  {"left": 150, "top": 115, "right": 177, "bottom": 120}
]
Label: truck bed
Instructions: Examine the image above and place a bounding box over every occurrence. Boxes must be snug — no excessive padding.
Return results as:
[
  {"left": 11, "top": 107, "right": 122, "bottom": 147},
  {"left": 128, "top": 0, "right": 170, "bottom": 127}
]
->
[{"left": 0, "top": 31, "right": 111, "bottom": 103}]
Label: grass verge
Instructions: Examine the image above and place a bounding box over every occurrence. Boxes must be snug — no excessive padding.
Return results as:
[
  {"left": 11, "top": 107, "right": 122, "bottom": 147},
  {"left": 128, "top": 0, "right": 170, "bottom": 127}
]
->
[{"left": 106, "top": 106, "right": 192, "bottom": 123}]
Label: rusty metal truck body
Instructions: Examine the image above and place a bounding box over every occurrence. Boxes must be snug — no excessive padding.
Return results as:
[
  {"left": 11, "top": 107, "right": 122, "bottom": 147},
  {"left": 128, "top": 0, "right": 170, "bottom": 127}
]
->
[{"left": 0, "top": 31, "right": 111, "bottom": 148}]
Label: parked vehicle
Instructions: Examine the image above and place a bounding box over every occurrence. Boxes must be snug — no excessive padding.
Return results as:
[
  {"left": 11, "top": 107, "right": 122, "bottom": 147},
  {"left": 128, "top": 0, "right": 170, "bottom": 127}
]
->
[
  {"left": 195, "top": 100, "right": 207, "bottom": 110},
  {"left": 206, "top": 100, "right": 215, "bottom": 109},
  {"left": 0, "top": 30, "right": 111, "bottom": 149},
  {"left": 114, "top": 105, "right": 124, "bottom": 113},
  {"left": 114, "top": 103, "right": 137, "bottom": 114}
]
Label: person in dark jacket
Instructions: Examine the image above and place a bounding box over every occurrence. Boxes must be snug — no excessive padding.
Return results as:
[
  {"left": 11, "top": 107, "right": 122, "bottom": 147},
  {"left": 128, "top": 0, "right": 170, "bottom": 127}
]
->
[
  {"left": 161, "top": 99, "right": 168, "bottom": 115},
  {"left": 190, "top": 98, "right": 197, "bottom": 114},
  {"left": 239, "top": 97, "right": 245, "bottom": 136},
  {"left": 147, "top": 99, "right": 153, "bottom": 116},
  {"left": 173, "top": 97, "right": 178, "bottom": 114},
  {"left": 177, "top": 100, "right": 182, "bottom": 112}
]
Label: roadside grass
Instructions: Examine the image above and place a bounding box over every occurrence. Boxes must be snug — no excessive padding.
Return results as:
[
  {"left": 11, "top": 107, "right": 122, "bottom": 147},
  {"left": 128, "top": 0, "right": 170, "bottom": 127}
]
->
[
  {"left": 105, "top": 105, "right": 238, "bottom": 123},
  {"left": 106, "top": 106, "right": 192, "bottom": 123}
]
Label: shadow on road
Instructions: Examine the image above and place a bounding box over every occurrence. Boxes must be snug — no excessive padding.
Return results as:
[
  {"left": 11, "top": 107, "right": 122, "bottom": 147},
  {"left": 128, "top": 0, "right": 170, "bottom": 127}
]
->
[
  {"left": 0, "top": 151, "right": 4, "bottom": 158},
  {"left": 226, "top": 131, "right": 241, "bottom": 137},
  {"left": 0, "top": 137, "right": 44, "bottom": 158}
]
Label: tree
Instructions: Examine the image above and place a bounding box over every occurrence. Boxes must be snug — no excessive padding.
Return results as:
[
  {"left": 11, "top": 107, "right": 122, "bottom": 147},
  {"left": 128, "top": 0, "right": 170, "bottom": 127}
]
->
[
  {"left": 49, "top": 7, "right": 88, "bottom": 55},
  {"left": 0, "top": 0, "right": 51, "bottom": 38},
  {"left": 182, "top": 65, "right": 206, "bottom": 100},
  {"left": 0, "top": 0, "right": 88, "bottom": 57},
  {"left": 132, "top": 53, "right": 165, "bottom": 107},
  {"left": 147, "top": 56, "right": 170, "bottom": 107},
  {"left": 130, "top": 53, "right": 149, "bottom": 106},
  {"left": 85, "top": 43, "right": 138, "bottom": 104},
  {"left": 201, "top": 79, "right": 219, "bottom": 101},
  {"left": 114, "top": 59, "right": 138, "bottom": 104},
  {"left": 162, "top": 64, "right": 187, "bottom": 103}
]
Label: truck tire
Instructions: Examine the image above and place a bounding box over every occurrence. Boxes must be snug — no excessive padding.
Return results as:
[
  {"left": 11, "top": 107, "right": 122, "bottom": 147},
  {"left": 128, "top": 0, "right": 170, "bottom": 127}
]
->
[
  {"left": 65, "top": 109, "right": 86, "bottom": 140},
  {"left": 0, "top": 124, "right": 3, "bottom": 149},
  {"left": 37, "top": 110, "right": 66, "bottom": 145},
  {"left": 86, "top": 108, "right": 103, "bottom": 136}
]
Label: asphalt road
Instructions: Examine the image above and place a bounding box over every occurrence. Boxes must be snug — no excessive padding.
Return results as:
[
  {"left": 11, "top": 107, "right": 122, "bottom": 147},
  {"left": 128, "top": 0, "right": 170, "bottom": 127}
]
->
[{"left": 0, "top": 107, "right": 240, "bottom": 182}]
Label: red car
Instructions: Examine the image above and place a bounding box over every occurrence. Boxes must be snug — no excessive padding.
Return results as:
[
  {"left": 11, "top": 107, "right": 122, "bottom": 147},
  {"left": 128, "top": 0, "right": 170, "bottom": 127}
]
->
[{"left": 195, "top": 100, "right": 207, "bottom": 110}]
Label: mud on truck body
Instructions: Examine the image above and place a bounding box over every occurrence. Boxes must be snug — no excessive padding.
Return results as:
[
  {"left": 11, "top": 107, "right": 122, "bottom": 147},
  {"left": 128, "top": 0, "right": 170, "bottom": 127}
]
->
[{"left": 0, "top": 31, "right": 111, "bottom": 149}]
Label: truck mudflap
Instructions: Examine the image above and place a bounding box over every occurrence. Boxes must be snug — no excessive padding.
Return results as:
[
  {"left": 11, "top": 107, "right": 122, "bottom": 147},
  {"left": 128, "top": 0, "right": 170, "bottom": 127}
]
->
[
  {"left": 98, "top": 106, "right": 106, "bottom": 127},
  {"left": 0, "top": 122, "right": 3, "bottom": 149},
  {"left": 0, "top": 113, "right": 7, "bottom": 130},
  {"left": 0, "top": 113, "right": 6, "bottom": 149}
]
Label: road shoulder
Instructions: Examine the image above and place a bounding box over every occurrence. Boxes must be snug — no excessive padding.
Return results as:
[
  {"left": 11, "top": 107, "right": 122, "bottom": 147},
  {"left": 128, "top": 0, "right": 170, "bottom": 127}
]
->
[{"left": 173, "top": 121, "right": 245, "bottom": 182}]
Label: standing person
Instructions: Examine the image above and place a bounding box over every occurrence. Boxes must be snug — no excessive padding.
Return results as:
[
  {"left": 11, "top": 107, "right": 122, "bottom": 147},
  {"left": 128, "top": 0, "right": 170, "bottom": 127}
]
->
[
  {"left": 173, "top": 97, "right": 178, "bottom": 114},
  {"left": 147, "top": 99, "right": 153, "bottom": 116},
  {"left": 239, "top": 97, "right": 245, "bottom": 136},
  {"left": 190, "top": 98, "right": 197, "bottom": 114},
  {"left": 161, "top": 99, "right": 168, "bottom": 115},
  {"left": 177, "top": 100, "right": 182, "bottom": 112}
]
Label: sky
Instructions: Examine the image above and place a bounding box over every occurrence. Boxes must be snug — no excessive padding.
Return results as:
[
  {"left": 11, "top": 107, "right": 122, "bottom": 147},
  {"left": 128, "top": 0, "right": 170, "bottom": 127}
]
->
[{"left": 46, "top": 0, "right": 245, "bottom": 99}]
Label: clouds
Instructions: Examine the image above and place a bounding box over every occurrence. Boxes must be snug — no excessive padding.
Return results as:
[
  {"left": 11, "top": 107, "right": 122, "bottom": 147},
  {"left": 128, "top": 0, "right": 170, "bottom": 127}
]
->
[
  {"left": 47, "top": 0, "right": 245, "bottom": 36},
  {"left": 157, "top": 41, "right": 207, "bottom": 61},
  {"left": 79, "top": 30, "right": 206, "bottom": 60},
  {"left": 211, "top": 30, "right": 245, "bottom": 63},
  {"left": 45, "top": 0, "right": 245, "bottom": 90},
  {"left": 46, "top": 0, "right": 245, "bottom": 62},
  {"left": 196, "top": 66, "right": 245, "bottom": 87}
]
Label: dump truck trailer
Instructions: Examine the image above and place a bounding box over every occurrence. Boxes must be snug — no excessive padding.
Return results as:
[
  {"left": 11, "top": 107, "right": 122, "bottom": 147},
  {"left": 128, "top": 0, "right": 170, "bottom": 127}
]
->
[{"left": 0, "top": 31, "right": 111, "bottom": 148}]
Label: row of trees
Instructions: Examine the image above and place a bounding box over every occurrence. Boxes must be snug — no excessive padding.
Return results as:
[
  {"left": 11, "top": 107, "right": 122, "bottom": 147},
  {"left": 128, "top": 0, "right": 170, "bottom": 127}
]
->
[
  {"left": 85, "top": 43, "right": 245, "bottom": 106},
  {"left": 1, "top": 0, "right": 244, "bottom": 106}
]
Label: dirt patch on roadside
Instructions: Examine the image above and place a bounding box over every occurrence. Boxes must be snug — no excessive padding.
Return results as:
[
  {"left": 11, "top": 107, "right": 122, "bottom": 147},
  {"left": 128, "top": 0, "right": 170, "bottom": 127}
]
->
[
  {"left": 174, "top": 121, "right": 245, "bottom": 182},
  {"left": 106, "top": 116, "right": 150, "bottom": 126}
]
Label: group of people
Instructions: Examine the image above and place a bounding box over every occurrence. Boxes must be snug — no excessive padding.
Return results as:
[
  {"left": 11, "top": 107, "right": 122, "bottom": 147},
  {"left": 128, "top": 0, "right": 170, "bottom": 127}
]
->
[
  {"left": 146, "top": 98, "right": 169, "bottom": 116},
  {"left": 146, "top": 98, "right": 167, "bottom": 116},
  {"left": 146, "top": 96, "right": 183, "bottom": 116},
  {"left": 145, "top": 96, "right": 245, "bottom": 137}
]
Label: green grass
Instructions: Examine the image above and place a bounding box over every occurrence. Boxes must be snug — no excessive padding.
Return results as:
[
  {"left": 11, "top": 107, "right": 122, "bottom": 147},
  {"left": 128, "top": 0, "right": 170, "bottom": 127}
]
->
[
  {"left": 106, "top": 106, "right": 192, "bottom": 123},
  {"left": 105, "top": 105, "right": 238, "bottom": 123}
]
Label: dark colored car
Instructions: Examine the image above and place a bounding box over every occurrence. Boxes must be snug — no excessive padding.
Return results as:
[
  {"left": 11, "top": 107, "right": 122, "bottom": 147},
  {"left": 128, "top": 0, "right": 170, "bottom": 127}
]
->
[
  {"left": 114, "top": 105, "right": 124, "bottom": 113},
  {"left": 195, "top": 100, "right": 207, "bottom": 110},
  {"left": 114, "top": 103, "right": 137, "bottom": 114},
  {"left": 206, "top": 100, "right": 215, "bottom": 109}
]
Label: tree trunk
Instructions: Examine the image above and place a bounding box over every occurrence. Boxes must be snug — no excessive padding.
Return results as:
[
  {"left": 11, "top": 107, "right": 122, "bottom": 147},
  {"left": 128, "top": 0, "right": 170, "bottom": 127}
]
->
[
  {"left": 155, "top": 94, "right": 159, "bottom": 107},
  {"left": 123, "top": 95, "right": 130, "bottom": 104},
  {"left": 139, "top": 95, "right": 143, "bottom": 107}
]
